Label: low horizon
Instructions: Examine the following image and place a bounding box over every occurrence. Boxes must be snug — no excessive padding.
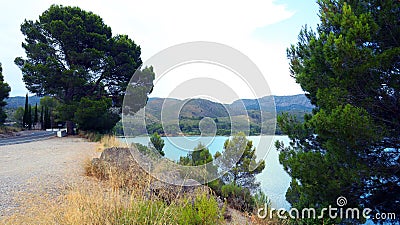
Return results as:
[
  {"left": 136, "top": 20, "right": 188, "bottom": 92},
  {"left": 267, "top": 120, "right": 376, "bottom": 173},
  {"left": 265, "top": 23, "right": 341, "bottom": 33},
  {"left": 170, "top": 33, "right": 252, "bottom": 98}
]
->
[{"left": 7, "top": 93, "right": 308, "bottom": 105}]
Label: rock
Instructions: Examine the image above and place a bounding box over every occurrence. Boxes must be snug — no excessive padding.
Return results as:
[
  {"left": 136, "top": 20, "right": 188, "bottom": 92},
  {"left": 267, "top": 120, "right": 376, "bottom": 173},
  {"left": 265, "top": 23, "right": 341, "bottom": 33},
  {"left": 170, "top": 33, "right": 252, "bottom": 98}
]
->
[
  {"left": 91, "top": 147, "right": 206, "bottom": 202},
  {"left": 99, "top": 147, "right": 136, "bottom": 171}
]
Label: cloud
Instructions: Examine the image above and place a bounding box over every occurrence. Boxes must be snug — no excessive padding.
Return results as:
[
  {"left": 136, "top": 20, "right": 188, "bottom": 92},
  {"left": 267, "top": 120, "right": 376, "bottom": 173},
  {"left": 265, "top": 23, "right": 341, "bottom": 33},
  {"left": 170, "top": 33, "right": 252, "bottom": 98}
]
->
[{"left": 0, "top": 0, "right": 304, "bottom": 97}]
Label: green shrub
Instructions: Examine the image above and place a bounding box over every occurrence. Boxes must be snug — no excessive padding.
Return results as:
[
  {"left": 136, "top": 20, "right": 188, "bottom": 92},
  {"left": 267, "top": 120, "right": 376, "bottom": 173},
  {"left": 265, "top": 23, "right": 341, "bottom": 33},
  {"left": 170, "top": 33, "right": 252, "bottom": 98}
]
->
[
  {"left": 207, "top": 179, "right": 223, "bottom": 196},
  {"left": 74, "top": 97, "right": 120, "bottom": 133},
  {"left": 117, "top": 192, "right": 222, "bottom": 225},
  {"left": 221, "top": 183, "right": 255, "bottom": 212},
  {"left": 119, "top": 200, "right": 170, "bottom": 224},
  {"left": 79, "top": 130, "right": 103, "bottom": 142},
  {"left": 178, "top": 192, "right": 222, "bottom": 225},
  {"left": 150, "top": 132, "right": 165, "bottom": 156},
  {"left": 254, "top": 190, "right": 271, "bottom": 212}
]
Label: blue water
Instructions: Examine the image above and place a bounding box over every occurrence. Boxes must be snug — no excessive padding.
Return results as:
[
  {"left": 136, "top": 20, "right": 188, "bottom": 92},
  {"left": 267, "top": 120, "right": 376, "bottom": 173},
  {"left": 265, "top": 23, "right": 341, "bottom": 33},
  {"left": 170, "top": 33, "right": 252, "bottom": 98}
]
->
[{"left": 122, "top": 135, "right": 291, "bottom": 209}]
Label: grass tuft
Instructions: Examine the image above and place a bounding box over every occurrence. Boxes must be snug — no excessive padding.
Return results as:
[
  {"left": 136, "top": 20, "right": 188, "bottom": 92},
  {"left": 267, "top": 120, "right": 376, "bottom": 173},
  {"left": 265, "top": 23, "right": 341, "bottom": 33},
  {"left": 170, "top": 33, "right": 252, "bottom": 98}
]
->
[{"left": 2, "top": 135, "right": 286, "bottom": 224}]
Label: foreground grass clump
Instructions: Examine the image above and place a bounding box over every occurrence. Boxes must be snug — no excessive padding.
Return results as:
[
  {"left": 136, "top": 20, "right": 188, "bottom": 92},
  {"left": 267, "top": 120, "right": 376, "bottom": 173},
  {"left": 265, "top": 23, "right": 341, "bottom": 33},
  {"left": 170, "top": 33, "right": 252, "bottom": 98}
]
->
[
  {"left": 78, "top": 130, "right": 102, "bottom": 142},
  {"left": 99, "top": 134, "right": 127, "bottom": 148},
  {"left": 83, "top": 147, "right": 224, "bottom": 224},
  {"left": 4, "top": 176, "right": 223, "bottom": 225},
  {"left": 4, "top": 148, "right": 224, "bottom": 225},
  {"left": 3, "top": 135, "right": 285, "bottom": 224},
  {"left": 80, "top": 131, "right": 127, "bottom": 152},
  {"left": 0, "top": 126, "right": 21, "bottom": 134}
]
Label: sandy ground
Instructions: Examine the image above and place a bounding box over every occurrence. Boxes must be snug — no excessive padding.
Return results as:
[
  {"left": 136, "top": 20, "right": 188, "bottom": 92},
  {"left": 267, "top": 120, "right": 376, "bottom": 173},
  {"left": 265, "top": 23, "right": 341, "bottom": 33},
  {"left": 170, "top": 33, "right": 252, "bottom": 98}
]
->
[{"left": 0, "top": 137, "right": 98, "bottom": 217}]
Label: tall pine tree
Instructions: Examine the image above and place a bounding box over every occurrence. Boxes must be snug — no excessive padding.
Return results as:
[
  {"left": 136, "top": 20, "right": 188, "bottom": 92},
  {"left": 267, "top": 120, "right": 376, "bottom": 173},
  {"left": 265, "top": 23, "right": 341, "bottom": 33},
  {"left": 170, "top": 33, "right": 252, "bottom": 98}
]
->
[
  {"left": 15, "top": 5, "right": 154, "bottom": 133},
  {"left": 33, "top": 103, "right": 38, "bottom": 128},
  {"left": 23, "top": 94, "right": 29, "bottom": 129},
  {"left": 0, "top": 63, "right": 10, "bottom": 124},
  {"left": 279, "top": 0, "right": 400, "bottom": 223},
  {"left": 27, "top": 104, "right": 32, "bottom": 130},
  {"left": 40, "top": 105, "right": 44, "bottom": 130}
]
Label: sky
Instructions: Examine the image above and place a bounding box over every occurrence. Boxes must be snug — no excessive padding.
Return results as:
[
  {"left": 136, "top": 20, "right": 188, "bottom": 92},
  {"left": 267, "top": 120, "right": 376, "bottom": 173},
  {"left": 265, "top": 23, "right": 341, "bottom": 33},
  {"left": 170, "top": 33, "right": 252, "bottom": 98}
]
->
[{"left": 0, "top": 0, "right": 320, "bottom": 100}]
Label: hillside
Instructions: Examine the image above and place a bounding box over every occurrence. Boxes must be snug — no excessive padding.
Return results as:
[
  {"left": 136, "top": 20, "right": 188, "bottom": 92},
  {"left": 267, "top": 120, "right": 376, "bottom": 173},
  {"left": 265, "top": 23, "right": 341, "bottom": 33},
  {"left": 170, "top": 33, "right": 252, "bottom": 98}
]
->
[
  {"left": 5, "top": 94, "right": 314, "bottom": 135},
  {"left": 146, "top": 94, "right": 313, "bottom": 119},
  {"left": 126, "top": 94, "right": 314, "bottom": 136},
  {"left": 5, "top": 96, "right": 41, "bottom": 109},
  {"left": 5, "top": 94, "right": 313, "bottom": 112}
]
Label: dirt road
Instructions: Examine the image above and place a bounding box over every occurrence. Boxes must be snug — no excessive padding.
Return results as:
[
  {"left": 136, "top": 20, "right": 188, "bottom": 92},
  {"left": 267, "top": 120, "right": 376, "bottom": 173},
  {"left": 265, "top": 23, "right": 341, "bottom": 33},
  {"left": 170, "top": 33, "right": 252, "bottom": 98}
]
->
[{"left": 0, "top": 137, "right": 98, "bottom": 217}]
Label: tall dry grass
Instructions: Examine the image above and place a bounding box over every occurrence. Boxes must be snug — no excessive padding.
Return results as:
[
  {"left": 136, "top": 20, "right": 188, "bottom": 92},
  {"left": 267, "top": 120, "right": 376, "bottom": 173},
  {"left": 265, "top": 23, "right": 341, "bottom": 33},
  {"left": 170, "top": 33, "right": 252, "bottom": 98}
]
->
[
  {"left": 100, "top": 135, "right": 128, "bottom": 148},
  {"left": 2, "top": 134, "right": 285, "bottom": 224},
  {"left": 3, "top": 172, "right": 223, "bottom": 225},
  {"left": 92, "top": 134, "right": 128, "bottom": 152},
  {"left": 3, "top": 136, "right": 225, "bottom": 225}
]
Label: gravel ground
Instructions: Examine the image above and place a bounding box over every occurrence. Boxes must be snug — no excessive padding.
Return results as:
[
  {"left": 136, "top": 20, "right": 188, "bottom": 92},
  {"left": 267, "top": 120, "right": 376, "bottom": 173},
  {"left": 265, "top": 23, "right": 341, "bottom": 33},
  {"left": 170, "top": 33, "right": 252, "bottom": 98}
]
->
[{"left": 0, "top": 137, "right": 98, "bottom": 217}]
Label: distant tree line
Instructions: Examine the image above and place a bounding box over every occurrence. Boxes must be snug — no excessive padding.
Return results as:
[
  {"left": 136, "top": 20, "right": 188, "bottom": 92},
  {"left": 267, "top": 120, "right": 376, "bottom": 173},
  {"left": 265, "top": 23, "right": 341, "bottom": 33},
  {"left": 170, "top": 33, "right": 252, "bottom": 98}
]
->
[{"left": 14, "top": 94, "right": 56, "bottom": 130}]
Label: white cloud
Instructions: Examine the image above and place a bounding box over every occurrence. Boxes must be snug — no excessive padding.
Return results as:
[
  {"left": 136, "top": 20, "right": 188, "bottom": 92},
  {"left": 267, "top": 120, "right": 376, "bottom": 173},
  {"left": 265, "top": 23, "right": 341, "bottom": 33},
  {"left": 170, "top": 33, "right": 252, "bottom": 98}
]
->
[{"left": 0, "top": 0, "right": 304, "bottom": 97}]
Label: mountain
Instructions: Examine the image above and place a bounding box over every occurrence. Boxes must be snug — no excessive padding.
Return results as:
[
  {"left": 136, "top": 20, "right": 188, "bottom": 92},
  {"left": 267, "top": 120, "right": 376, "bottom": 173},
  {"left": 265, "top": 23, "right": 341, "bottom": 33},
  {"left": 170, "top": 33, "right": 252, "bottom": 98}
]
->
[
  {"left": 5, "top": 94, "right": 313, "bottom": 113},
  {"left": 5, "top": 94, "right": 313, "bottom": 135},
  {"left": 124, "top": 94, "right": 314, "bottom": 136},
  {"left": 274, "top": 94, "right": 314, "bottom": 112},
  {"left": 5, "top": 96, "right": 41, "bottom": 109},
  {"left": 146, "top": 98, "right": 229, "bottom": 119},
  {"left": 146, "top": 94, "right": 313, "bottom": 120}
]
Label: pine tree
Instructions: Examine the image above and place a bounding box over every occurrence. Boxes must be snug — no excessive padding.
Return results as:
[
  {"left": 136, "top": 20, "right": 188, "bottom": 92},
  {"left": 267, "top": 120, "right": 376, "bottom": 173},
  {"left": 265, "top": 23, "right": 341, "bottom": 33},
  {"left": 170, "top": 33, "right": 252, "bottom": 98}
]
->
[
  {"left": 27, "top": 104, "right": 32, "bottom": 130},
  {"left": 150, "top": 132, "right": 165, "bottom": 156},
  {"left": 33, "top": 103, "right": 38, "bottom": 128},
  {"left": 23, "top": 94, "right": 29, "bottom": 128},
  {"left": 0, "top": 63, "right": 11, "bottom": 123},
  {"left": 216, "top": 132, "right": 265, "bottom": 192},
  {"left": 40, "top": 105, "right": 44, "bottom": 130},
  {"left": 15, "top": 5, "right": 154, "bottom": 133},
  {"left": 44, "top": 106, "right": 51, "bottom": 129},
  {"left": 280, "top": 0, "right": 400, "bottom": 223}
]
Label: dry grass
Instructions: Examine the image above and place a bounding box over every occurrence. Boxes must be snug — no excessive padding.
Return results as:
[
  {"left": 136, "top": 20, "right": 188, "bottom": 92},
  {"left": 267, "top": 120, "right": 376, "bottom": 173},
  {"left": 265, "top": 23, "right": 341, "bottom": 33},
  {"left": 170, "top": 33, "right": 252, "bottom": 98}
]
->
[
  {"left": 83, "top": 157, "right": 149, "bottom": 193},
  {"left": 2, "top": 142, "right": 224, "bottom": 225},
  {"left": 4, "top": 184, "right": 165, "bottom": 224},
  {"left": 95, "top": 134, "right": 127, "bottom": 152},
  {"left": 3, "top": 183, "right": 132, "bottom": 225},
  {"left": 0, "top": 126, "right": 21, "bottom": 135},
  {"left": 3, "top": 170, "right": 222, "bottom": 225},
  {"left": 2, "top": 135, "right": 286, "bottom": 224}
]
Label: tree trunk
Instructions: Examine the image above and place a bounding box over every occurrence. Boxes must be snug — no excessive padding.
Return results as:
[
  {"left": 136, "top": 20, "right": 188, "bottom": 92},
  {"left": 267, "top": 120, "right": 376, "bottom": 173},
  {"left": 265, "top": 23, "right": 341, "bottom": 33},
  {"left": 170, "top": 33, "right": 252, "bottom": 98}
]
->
[{"left": 66, "top": 120, "right": 75, "bottom": 135}]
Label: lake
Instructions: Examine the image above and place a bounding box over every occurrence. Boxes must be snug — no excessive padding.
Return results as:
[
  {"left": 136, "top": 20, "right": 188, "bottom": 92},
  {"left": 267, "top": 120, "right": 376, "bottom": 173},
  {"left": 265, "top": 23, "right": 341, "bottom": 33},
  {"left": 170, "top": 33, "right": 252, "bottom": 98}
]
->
[{"left": 121, "top": 135, "right": 291, "bottom": 209}]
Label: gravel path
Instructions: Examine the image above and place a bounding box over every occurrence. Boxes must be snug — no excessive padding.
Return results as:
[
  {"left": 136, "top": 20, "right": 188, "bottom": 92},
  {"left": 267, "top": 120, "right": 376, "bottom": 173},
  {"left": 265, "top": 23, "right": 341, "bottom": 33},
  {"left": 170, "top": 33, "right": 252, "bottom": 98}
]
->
[{"left": 0, "top": 137, "right": 98, "bottom": 217}]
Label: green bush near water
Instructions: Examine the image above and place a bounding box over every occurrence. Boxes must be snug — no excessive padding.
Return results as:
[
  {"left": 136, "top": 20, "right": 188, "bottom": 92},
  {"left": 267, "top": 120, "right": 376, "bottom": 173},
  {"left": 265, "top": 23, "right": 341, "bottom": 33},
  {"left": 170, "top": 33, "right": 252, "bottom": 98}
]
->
[{"left": 118, "top": 192, "right": 223, "bottom": 225}]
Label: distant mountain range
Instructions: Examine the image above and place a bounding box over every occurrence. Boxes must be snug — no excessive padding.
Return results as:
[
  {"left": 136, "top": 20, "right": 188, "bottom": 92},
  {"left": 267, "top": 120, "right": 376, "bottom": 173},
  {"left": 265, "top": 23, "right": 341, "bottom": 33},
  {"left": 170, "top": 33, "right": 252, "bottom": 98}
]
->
[
  {"left": 128, "top": 94, "right": 314, "bottom": 136},
  {"left": 146, "top": 94, "right": 314, "bottom": 118},
  {"left": 5, "top": 94, "right": 314, "bottom": 135},
  {"left": 5, "top": 96, "right": 41, "bottom": 109},
  {"left": 5, "top": 94, "right": 314, "bottom": 112}
]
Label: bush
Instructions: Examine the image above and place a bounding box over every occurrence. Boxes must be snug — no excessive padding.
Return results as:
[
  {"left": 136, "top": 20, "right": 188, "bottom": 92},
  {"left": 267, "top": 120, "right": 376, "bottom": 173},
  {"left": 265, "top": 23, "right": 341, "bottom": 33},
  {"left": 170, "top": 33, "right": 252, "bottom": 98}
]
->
[
  {"left": 221, "top": 183, "right": 255, "bottom": 212},
  {"left": 74, "top": 97, "right": 120, "bottom": 133},
  {"left": 207, "top": 178, "right": 224, "bottom": 196},
  {"left": 178, "top": 192, "right": 222, "bottom": 225},
  {"left": 150, "top": 132, "right": 165, "bottom": 156},
  {"left": 119, "top": 200, "right": 170, "bottom": 224},
  {"left": 0, "top": 126, "right": 21, "bottom": 134},
  {"left": 254, "top": 190, "right": 270, "bottom": 210},
  {"left": 79, "top": 130, "right": 103, "bottom": 142}
]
